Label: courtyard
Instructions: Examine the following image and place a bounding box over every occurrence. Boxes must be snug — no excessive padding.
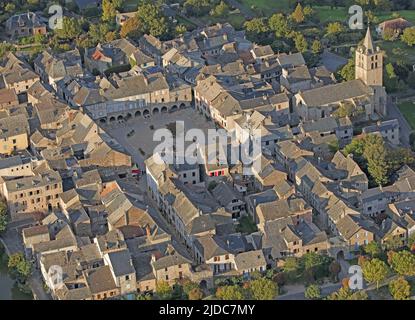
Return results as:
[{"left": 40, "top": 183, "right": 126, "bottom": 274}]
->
[{"left": 103, "top": 107, "right": 217, "bottom": 170}]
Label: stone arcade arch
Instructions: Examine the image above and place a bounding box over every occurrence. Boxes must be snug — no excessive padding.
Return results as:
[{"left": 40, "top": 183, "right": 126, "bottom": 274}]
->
[
  {"left": 152, "top": 107, "right": 160, "bottom": 115},
  {"left": 135, "top": 110, "right": 141, "bottom": 117}
]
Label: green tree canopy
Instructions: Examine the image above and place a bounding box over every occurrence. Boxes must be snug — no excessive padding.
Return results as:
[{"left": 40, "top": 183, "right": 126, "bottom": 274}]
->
[
  {"left": 120, "top": 16, "right": 142, "bottom": 39},
  {"left": 389, "top": 250, "right": 415, "bottom": 276},
  {"left": 0, "top": 199, "right": 7, "bottom": 233},
  {"left": 327, "top": 286, "right": 368, "bottom": 300},
  {"left": 326, "top": 22, "right": 345, "bottom": 36},
  {"left": 364, "top": 241, "right": 382, "bottom": 258},
  {"left": 291, "top": 3, "right": 305, "bottom": 24},
  {"left": 362, "top": 258, "right": 389, "bottom": 289},
  {"left": 311, "top": 39, "right": 322, "bottom": 55},
  {"left": 305, "top": 284, "right": 321, "bottom": 300},
  {"left": 216, "top": 285, "right": 245, "bottom": 300},
  {"left": 8, "top": 252, "right": 32, "bottom": 280},
  {"left": 338, "top": 58, "right": 355, "bottom": 81},
  {"left": 156, "top": 280, "right": 173, "bottom": 299},
  {"left": 389, "top": 277, "right": 411, "bottom": 300},
  {"left": 294, "top": 32, "right": 308, "bottom": 53},
  {"left": 55, "top": 17, "right": 82, "bottom": 40},
  {"left": 268, "top": 13, "right": 291, "bottom": 38},
  {"left": 136, "top": 2, "right": 169, "bottom": 38},
  {"left": 401, "top": 27, "right": 415, "bottom": 46},
  {"left": 248, "top": 278, "right": 278, "bottom": 300},
  {"left": 102, "top": 0, "right": 116, "bottom": 22}
]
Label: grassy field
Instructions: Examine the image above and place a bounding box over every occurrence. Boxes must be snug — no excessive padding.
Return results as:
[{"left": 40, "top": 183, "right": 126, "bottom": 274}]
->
[
  {"left": 379, "top": 40, "right": 415, "bottom": 64},
  {"left": 398, "top": 101, "right": 415, "bottom": 130},
  {"left": 199, "top": 12, "right": 246, "bottom": 30},
  {"left": 240, "top": 0, "right": 291, "bottom": 16},
  {"left": 315, "top": 6, "right": 415, "bottom": 24}
]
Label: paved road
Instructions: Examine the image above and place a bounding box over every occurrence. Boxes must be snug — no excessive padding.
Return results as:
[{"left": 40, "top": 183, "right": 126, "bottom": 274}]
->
[
  {"left": 387, "top": 98, "right": 412, "bottom": 147},
  {"left": 277, "top": 257, "right": 350, "bottom": 300},
  {"left": 1, "top": 219, "right": 51, "bottom": 300},
  {"left": 277, "top": 283, "right": 342, "bottom": 300}
]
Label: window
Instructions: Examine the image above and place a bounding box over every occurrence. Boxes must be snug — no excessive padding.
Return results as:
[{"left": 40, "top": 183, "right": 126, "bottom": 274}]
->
[
  {"left": 165, "top": 267, "right": 168, "bottom": 272},
  {"left": 125, "top": 275, "right": 130, "bottom": 281},
  {"left": 178, "top": 264, "right": 182, "bottom": 269},
  {"left": 225, "top": 255, "right": 229, "bottom": 260},
  {"left": 165, "top": 275, "right": 169, "bottom": 280}
]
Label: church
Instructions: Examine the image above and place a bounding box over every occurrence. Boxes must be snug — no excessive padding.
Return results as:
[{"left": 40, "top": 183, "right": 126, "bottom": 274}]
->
[{"left": 293, "top": 27, "right": 387, "bottom": 121}]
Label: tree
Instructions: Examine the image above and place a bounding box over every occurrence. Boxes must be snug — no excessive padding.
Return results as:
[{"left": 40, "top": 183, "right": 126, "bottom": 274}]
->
[
  {"left": 327, "top": 286, "right": 368, "bottom": 300},
  {"left": 182, "top": 279, "right": 199, "bottom": 297},
  {"left": 156, "top": 280, "right": 173, "bottom": 299},
  {"left": 269, "top": 13, "right": 291, "bottom": 38},
  {"left": 102, "top": 0, "right": 116, "bottom": 22},
  {"left": 136, "top": 2, "right": 168, "bottom": 38},
  {"left": 216, "top": 285, "right": 245, "bottom": 300},
  {"left": 326, "top": 22, "right": 345, "bottom": 36},
  {"left": 389, "top": 277, "right": 411, "bottom": 300},
  {"left": 120, "top": 16, "right": 142, "bottom": 39},
  {"left": 303, "top": 6, "right": 314, "bottom": 19},
  {"left": 291, "top": 3, "right": 305, "bottom": 24},
  {"left": 329, "top": 261, "right": 341, "bottom": 281},
  {"left": 55, "top": 17, "right": 82, "bottom": 40},
  {"left": 184, "top": 0, "right": 211, "bottom": 17},
  {"left": 211, "top": 1, "right": 229, "bottom": 17},
  {"left": 294, "top": 32, "right": 308, "bottom": 53},
  {"left": 401, "top": 27, "right": 415, "bottom": 46},
  {"left": 305, "top": 284, "right": 321, "bottom": 300},
  {"left": 0, "top": 200, "right": 7, "bottom": 233},
  {"left": 136, "top": 293, "right": 153, "bottom": 300},
  {"left": 283, "top": 257, "right": 300, "bottom": 273},
  {"left": 382, "top": 28, "right": 396, "bottom": 41},
  {"left": 363, "top": 134, "right": 389, "bottom": 186},
  {"left": 338, "top": 58, "right": 355, "bottom": 81},
  {"left": 311, "top": 39, "right": 322, "bottom": 55},
  {"left": 5, "top": 3, "right": 15, "bottom": 12},
  {"left": 362, "top": 258, "right": 388, "bottom": 289},
  {"left": 272, "top": 272, "right": 286, "bottom": 287},
  {"left": 364, "top": 241, "right": 382, "bottom": 258},
  {"left": 387, "top": 148, "right": 415, "bottom": 174},
  {"left": 389, "top": 250, "right": 415, "bottom": 276},
  {"left": 175, "top": 24, "right": 187, "bottom": 36},
  {"left": 249, "top": 278, "right": 278, "bottom": 300},
  {"left": 188, "top": 287, "right": 204, "bottom": 300},
  {"left": 88, "top": 23, "right": 110, "bottom": 44},
  {"left": 409, "top": 233, "right": 415, "bottom": 251},
  {"left": 244, "top": 18, "right": 269, "bottom": 34},
  {"left": 8, "top": 253, "right": 32, "bottom": 280}
]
